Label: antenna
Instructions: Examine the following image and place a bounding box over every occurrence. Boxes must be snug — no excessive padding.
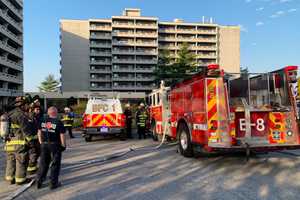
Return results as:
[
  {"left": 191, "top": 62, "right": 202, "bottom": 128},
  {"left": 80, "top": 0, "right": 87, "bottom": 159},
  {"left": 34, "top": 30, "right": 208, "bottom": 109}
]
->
[
  {"left": 202, "top": 16, "right": 205, "bottom": 23},
  {"left": 210, "top": 17, "right": 213, "bottom": 24}
]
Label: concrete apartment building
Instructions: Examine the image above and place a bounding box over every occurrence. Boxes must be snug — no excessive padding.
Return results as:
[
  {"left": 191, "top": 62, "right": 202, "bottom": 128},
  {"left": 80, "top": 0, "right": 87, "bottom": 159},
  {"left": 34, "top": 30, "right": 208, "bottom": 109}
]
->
[
  {"left": 0, "top": 0, "right": 23, "bottom": 107},
  {"left": 60, "top": 8, "right": 240, "bottom": 94}
]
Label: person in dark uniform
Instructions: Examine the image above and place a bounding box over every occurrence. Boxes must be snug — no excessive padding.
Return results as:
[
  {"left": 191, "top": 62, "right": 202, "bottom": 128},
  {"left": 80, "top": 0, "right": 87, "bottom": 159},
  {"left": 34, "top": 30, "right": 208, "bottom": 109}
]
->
[
  {"left": 124, "top": 104, "right": 133, "bottom": 139},
  {"left": 136, "top": 103, "right": 148, "bottom": 139},
  {"left": 4, "top": 96, "right": 32, "bottom": 185},
  {"left": 26, "top": 103, "right": 43, "bottom": 175},
  {"left": 36, "top": 106, "right": 66, "bottom": 190}
]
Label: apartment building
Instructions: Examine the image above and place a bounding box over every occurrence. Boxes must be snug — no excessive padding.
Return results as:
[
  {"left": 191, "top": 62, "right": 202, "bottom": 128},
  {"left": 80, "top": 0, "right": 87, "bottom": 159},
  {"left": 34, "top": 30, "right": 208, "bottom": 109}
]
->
[
  {"left": 0, "top": 0, "right": 23, "bottom": 108},
  {"left": 60, "top": 8, "right": 240, "bottom": 93}
]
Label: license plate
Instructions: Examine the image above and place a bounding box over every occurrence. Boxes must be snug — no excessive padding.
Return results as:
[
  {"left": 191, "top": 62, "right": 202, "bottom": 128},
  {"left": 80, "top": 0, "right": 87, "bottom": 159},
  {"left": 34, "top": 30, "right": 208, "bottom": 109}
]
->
[{"left": 100, "top": 127, "right": 108, "bottom": 133}]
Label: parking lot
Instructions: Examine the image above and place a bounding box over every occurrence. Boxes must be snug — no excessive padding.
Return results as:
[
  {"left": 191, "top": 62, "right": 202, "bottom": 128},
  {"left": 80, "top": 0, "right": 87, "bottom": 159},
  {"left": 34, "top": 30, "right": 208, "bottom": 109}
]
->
[{"left": 1, "top": 132, "right": 300, "bottom": 200}]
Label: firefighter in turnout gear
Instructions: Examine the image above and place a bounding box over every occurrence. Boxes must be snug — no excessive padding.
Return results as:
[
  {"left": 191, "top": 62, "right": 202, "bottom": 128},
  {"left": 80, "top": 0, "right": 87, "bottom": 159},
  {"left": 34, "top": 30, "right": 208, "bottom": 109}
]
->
[
  {"left": 36, "top": 107, "right": 66, "bottom": 190},
  {"left": 26, "top": 101, "right": 42, "bottom": 175},
  {"left": 124, "top": 104, "right": 133, "bottom": 139},
  {"left": 4, "top": 96, "right": 33, "bottom": 185},
  {"left": 62, "top": 107, "right": 74, "bottom": 138},
  {"left": 136, "top": 103, "right": 148, "bottom": 139}
]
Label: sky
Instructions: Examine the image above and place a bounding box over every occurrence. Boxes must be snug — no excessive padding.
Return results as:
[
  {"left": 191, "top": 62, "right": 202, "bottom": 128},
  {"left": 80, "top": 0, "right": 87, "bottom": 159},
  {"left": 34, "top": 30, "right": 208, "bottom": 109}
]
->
[{"left": 24, "top": 0, "right": 300, "bottom": 91}]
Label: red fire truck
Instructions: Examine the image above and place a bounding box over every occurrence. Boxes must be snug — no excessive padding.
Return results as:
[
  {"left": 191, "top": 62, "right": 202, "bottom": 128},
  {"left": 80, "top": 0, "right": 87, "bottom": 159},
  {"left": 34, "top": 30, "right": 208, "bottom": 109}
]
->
[{"left": 149, "top": 65, "right": 300, "bottom": 157}]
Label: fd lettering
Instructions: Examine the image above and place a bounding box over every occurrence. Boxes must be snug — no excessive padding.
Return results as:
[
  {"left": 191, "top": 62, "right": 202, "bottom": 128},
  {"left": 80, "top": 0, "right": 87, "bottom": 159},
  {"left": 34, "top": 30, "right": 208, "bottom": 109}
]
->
[{"left": 239, "top": 118, "right": 265, "bottom": 131}]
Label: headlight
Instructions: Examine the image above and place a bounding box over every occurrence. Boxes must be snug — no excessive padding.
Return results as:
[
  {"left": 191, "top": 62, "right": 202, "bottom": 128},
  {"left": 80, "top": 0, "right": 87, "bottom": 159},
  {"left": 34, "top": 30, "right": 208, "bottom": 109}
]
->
[{"left": 287, "top": 130, "right": 293, "bottom": 136}]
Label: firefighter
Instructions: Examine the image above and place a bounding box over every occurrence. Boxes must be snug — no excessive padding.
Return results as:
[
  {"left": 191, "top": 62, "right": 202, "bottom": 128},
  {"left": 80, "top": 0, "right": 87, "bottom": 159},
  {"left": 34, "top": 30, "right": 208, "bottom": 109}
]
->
[
  {"left": 4, "top": 96, "right": 32, "bottom": 185},
  {"left": 136, "top": 103, "right": 148, "bottom": 139},
  {"left": 124, "top": 104, "right": 133, "bottom": 139},
  {"left": 36, "top": 106, "right": 66, "bottom": 190},
  {"left": 26, "top": 102, "right": 42, "bottom": 175},
  {"left": 62, "top": 107, "right": 75, "bottom": 138}
]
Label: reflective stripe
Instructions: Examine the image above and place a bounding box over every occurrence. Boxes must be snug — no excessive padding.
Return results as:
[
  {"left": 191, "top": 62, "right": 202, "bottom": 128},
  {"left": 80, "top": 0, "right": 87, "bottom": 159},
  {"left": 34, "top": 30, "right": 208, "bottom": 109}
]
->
[
  {"left": 64, "top": 124, "right": 72, "bottom": 127},
  {"left": 26, "top": 135, "right": 38, "bottom": 142},
  {"left": 4, "top": 146, "right": 15, "bottom": 152},
  {"left": 6, "top": 176, "right": 14, "bottom": 181},
  {"left": 6, "top": 140, "right": 26, "bottom": 146},
  {"left": 11, "top": 123, "right": 20, "bottom": 129},
  {"left": 27, "top": 166, "right": 38, "bottom": 172},
  {"left": 15, "top": 177, "right": 26, "bottom": 183}
]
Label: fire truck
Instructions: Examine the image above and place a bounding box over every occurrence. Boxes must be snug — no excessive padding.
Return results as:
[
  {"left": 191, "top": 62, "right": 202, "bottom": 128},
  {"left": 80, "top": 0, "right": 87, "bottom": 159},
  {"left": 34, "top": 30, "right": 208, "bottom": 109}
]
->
[{"left": 148, "top": 65, "right": 300, "bottom": 157}]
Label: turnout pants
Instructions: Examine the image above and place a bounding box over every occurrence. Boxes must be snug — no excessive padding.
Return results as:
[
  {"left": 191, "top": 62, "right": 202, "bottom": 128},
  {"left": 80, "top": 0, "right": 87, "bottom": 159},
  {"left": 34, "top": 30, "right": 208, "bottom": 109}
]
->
[
  {"left": 5, "top": 151, "right": 28, "bottom": 184},
  {"left": 65, "top": 126, "right": 74, "bottom": 138},
  {"left": 126, "top": 122, "right": 132, "bottom": 138},
  {"left": 137, "top": 126, "right": 146, "bottom": 139},
  {"left": 27, "top": 139, "right": 40, "bottom": 174},
  {"left": 36, "top": 143, "right": 62, "bottom": 185}
]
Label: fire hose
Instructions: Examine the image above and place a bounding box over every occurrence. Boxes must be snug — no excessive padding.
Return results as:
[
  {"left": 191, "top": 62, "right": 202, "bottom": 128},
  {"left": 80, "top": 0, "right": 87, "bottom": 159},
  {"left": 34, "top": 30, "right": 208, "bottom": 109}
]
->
[{"left": 5, "top": 120, "right": 175, "bottom": 200}]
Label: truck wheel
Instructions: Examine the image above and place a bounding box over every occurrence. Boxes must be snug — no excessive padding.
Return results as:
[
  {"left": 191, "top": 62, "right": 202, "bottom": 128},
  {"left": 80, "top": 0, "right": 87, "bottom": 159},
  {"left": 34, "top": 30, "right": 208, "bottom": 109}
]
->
[
  {"left": 178, "top": 124, "right": 193, "bottom": 157},
  {"left": 151, "top": 121, "right": 159, "bottom": 141},
  {"left": 85, "top": 135, "right": 92, "bottom": 142}
]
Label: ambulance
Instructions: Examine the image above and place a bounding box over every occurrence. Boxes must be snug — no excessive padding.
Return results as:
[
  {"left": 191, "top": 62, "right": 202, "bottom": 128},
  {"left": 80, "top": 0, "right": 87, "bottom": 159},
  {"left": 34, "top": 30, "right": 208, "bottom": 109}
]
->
[{"left": 82, "top": 97, "right": 126, "bottom": 142}]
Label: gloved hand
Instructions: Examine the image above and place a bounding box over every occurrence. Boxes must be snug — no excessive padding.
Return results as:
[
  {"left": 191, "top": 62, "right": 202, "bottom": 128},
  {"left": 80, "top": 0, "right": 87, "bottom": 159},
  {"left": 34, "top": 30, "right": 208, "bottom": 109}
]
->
[{"left": 60, "top": 145, "right": 66, "bottom": 152}]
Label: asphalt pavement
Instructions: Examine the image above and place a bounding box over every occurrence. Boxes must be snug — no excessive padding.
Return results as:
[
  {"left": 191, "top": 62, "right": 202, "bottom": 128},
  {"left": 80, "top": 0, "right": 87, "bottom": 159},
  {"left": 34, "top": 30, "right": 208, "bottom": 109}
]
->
[{"left": 1, "top": 132, "right": 300, "bottom": 200}]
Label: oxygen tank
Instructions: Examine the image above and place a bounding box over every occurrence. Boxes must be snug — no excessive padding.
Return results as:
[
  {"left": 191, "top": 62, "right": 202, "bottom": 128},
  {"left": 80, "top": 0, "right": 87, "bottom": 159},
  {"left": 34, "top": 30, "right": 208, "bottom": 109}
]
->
[{"left": 0, "top": 113, "right": 9, "bottom": 138}]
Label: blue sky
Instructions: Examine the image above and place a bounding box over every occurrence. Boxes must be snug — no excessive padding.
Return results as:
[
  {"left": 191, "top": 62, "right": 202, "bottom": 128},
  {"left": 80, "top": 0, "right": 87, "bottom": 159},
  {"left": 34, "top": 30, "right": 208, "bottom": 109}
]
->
[{"left": 24, "top": 0, "right": 300, "bottom": 91}]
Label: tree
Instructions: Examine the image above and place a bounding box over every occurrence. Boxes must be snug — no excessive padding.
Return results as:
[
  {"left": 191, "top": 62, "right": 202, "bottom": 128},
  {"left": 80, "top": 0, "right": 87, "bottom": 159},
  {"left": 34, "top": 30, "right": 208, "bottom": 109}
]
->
[
  {"left": 154, "top": 43, "right": 197, "bottom": 86},
  {"left": 38, "top": 74, "right": 60, "bottom": 92}
]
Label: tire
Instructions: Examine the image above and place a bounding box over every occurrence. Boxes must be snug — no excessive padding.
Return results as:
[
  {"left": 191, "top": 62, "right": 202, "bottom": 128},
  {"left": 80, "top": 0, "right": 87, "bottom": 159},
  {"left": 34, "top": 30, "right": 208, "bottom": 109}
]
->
[
  {"left": 151, "top": 121, "right": 159, "bottom": 141},
  {"left": 178, "top": 123, "right": 193, "bottom": 157},
  {"left": 85, "top": 135, "right": 92, "bottom": 142}
]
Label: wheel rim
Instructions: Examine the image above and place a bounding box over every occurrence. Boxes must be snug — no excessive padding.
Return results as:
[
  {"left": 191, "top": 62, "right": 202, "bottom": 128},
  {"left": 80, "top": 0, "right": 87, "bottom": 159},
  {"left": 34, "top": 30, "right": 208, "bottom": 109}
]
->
[{"left": 180, "top": 130, "right": 188, "bottom": 150}]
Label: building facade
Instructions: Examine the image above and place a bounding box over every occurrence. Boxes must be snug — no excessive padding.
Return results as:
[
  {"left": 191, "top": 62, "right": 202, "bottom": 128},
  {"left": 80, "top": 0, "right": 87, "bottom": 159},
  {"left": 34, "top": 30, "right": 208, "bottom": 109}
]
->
[
  {"left": 0, "top": 0, "right": 23, "bottom": 108},
  {"left": 60, "top": 8, "right": 240, "bottom": 93}
]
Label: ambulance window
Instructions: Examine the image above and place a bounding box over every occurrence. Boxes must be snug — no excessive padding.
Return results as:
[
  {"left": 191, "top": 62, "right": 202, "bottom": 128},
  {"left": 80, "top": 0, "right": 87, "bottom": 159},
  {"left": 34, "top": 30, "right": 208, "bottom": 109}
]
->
[
  {"left": 151, "top": 95, "right": 154, "bottom": 106},
  {"left": 157, "top": 93, "right": 160, "bottom": 105}
]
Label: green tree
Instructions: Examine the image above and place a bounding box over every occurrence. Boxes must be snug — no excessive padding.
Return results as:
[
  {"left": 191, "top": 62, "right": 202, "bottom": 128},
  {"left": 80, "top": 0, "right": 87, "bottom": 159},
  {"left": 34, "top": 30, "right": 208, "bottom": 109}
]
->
[
  {"left": 154, "top": 43, "right": 197, "bottom": 86},
  {"left": 38, "top": 74, "right": 60, "bottom": 92}
]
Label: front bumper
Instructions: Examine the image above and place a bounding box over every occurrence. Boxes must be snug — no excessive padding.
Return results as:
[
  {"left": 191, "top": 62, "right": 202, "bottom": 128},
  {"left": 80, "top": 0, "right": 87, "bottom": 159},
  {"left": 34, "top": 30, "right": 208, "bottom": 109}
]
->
[{"left": 83, "top": 127, "right": 124, "bottom": 135}]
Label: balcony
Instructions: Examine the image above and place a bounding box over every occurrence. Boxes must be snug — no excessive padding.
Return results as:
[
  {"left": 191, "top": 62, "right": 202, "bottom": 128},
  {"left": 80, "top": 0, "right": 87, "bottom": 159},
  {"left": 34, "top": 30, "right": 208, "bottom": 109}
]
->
[
  {"left": 90, "top": 43, "right": 111, "bottom": 48},
  {"left": 90, "top": 60, "right": 111, "bottom": 65},
  {"left": 0, "top": 72, "right": 22, "bottom": 84},
  {"left": 196, "top": 37, "right": 217, "bottom": 43},
  {"left": 135, "top": 32, "right": 157, "bottom": 38},
  {"left": 90, "top": 25, "right": 111, "bottom": 31},
  {"left": 90, "top": 34, "right": 111, "bottom": 40},
  {"left": 135, "top": 85, "right": 155, "bottom": 90},
  {"left": 158, "top": 45, "right": 178, "bottom": 50},
  {"left": 176, "top": 29, "right": 196, "bottom": 34},
  {"left": 90, "top": 85, "right": 112, "bottom": 91},
  {"left": 135, "top": 59, "right": 157, "bottom": 64},
  {"left": 112, "top": 31, "right": 134, "bottom": 37},
  {"left": 136, "top": 76, "right": 154, "bottom": 81},
  {"left": 158, "top": 28, "right": 176, "bottom": 33},
  {"left": 90, "top": 51, "right": 111, "bottom": 57},
  {"left": 158, "top": 37, "right": 176, "bottom": 42},
  {"left": 112, "top": 49, "right": 135, "bottom": 55},
  {"left": 135, "top": 23, "right": 157, "bottom": 29},
  {"left": 0, "top": 9, "right": 22, "bottom": 32},
  {"left": 177, "top": 37, "right": 197, "bottom": 42},
  {"left": 112, "top": 22, "right": 134, "bottom": 28},
  {"left": 135, "top": 67, "right": 155, "bottom": 73},
  {"left": 135, "top": 50, "right": 157, "bottom": 56},
  {"left": 90, "top": 68, "right": 111, "bottom": 73},
  {"left": 0, "top": 24, "right": 22, "bottom": 45},
  {"left": 112, "top": 67, "right": 134, "bottom": 72},
  {"left": 197, "top": 54, "right": 217, "bottom": 59},
  {"left": 90, "top": 77, "right": 111, "bottom": 82},
  {"left": 196, "top": 29, "right": 217, "bottom": 35},
  {"left": 0, "top": 88, "right": 22, "bottom": 97},
  {"left": 112, "top": 40, "right": 135, "bottom": 46},
  {"left": 112, "top": 85, "right": 136, "bottom": 90},
  {"left": 196, "top": 46, "right": 217, "bottom": 51},
  {"left": 135, "top": 41, "right": 157, "bottom": 47},
  {"left": 2, "top": 0, "right": 23, "bottom": 20},
  {"left": 0, "top": 40, "right": 22, "bottom": 58},
  {"left": 112, "top": 58, "right": 135, "bottom": 64},
  {"left": 112, "top": 76, "right": 135, "bottom": 81},
  {"left": 0, "top": 56, "right": 22, "bottom": 71}
]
